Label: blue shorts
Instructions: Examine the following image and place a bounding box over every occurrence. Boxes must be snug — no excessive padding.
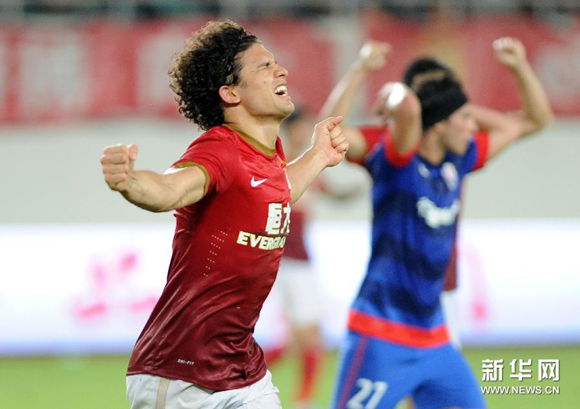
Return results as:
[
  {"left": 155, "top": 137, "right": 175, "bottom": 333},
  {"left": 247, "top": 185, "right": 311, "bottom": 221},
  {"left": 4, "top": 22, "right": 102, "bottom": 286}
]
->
[{"left": 330, "top": 331, "right": 486, "bottom": 409}]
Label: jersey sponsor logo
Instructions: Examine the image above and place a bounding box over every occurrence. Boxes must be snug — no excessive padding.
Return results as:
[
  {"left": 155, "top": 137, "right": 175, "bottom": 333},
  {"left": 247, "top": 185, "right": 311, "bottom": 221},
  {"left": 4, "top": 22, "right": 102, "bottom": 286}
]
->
[
  {"left": 236, "top": 232, "right": 287, "bottom": 250},
  {"left": 265, "top": 203, "right": 291, "bottom": 235},
  {"left": 237, "top": 202, "right": 290, "bottom": 250},
  {"left": 418, "top": 162, "right": 430, "bottom": 178},
  {"left": 250, "top": 176, "right": 268, "bottom": 188},
  {"left": 441, "top": 162, "right": 458, "bottom": 190},
  {"left": 416, "top": 197, "right": 459, "bottom": 228}
]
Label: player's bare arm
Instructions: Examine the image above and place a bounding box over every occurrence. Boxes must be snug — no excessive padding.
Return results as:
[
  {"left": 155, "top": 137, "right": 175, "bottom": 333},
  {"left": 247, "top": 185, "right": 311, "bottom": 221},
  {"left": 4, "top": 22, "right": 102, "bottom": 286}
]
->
[
  {"left": 375, "top": 81, "right": 422, "bottom": 154},
  {"left": 101, "top": 144, "right": 207, "bottom": 212},
  {"left": 475, "top": 37, "right": 553, "bottom": 160},
  {"left": 320, "top": 41, "right": 391, "bottom": 161},
  {"left": 286, "top": 116, "right": 347, "bottom": 204},
  {"left": 320, "top": 40, "right": 391, "bottom": 120}
]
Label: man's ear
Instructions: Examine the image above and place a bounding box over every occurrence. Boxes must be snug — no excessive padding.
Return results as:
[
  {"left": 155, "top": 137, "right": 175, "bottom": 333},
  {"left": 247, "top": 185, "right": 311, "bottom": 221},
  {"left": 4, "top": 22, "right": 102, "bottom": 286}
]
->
[{"left": 219, "top": 85, "right": 240, "bottom": 104}]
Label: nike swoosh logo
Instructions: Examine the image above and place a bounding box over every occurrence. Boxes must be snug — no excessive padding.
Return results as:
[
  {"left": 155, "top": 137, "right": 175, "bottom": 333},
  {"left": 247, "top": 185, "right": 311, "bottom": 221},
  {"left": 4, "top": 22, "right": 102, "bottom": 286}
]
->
[{"left": 250, "top": 177, "right": 267, "bottom": 188}]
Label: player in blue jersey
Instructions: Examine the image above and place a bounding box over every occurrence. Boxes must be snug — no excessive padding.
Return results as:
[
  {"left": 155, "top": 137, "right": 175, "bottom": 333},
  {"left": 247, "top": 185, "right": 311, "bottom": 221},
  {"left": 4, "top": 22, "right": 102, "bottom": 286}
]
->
[
  {"left": 321, "top": 37, "right": 553, "bottom": 409},
  {"left": 400, "top": 56, "right": 467, "bottom": 409}
]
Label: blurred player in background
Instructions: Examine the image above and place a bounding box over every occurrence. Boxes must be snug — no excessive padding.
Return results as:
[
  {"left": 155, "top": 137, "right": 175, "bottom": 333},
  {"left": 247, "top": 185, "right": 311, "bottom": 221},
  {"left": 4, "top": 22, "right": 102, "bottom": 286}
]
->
[
  {"left": 401, "top": 56, "right": 463, "bottom": 350},
  {"left": 100, "top": 19, "right": 348, "bottom": 409},
  {"left": 399, "top": 56, "right": 462, "bottom": 409},
  {"left": 260, "top": 108, "right": 360, "bottom": 409},
  {"left": 321, "top": 37, "right": 552, "bottom": 408}
]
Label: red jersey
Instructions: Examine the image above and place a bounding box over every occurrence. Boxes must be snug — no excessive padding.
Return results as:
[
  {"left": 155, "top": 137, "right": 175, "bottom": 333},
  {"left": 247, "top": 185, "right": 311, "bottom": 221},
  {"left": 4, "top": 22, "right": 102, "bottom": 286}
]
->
[{"left": 127, "top": 126, "right": 291, "bottom": 390}]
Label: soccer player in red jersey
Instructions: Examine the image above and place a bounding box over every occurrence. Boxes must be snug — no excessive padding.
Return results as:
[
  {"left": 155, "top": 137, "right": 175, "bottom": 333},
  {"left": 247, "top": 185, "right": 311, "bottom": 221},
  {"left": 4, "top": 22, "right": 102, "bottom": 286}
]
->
[{"left": 100, "top": 20, "right": 348, "bottom": 409}]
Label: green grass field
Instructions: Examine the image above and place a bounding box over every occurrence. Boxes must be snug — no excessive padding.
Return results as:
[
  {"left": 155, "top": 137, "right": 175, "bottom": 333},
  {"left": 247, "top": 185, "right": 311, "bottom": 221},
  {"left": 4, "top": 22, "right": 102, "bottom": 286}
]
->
[{"left": 1, "top": 346, "right": 578, "bottom": 408}]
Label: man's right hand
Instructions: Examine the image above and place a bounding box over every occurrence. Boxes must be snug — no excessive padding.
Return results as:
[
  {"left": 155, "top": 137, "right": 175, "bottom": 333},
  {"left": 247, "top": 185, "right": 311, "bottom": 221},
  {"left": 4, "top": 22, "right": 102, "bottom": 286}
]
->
[
  {"left": 311, "top": 116, "right": 347, "bottom": 168},
  {"left": 100, "top": 144, "right": 139, "bottom": 192}
]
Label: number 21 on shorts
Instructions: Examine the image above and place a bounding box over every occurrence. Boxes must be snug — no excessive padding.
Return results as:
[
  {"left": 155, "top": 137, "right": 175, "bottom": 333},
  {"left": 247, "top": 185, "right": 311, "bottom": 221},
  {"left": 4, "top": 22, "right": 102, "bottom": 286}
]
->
[{"left": 346, "top": 378, "right": 388, "bottom": 409}]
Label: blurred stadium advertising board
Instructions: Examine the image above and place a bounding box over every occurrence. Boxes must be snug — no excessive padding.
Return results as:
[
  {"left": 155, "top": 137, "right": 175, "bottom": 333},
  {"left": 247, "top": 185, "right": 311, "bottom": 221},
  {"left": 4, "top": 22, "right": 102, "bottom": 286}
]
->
[
  {"left": 1, "top": 15, "right": 580, "bottom": 124},
  {"left": 363, "top": 14, "right": 580, "bottom": 117},
  {"left": 1, "top": 220, "right": 579, "bottom": 356},
  {"left": 0, "top": 18, "right": 333, "bottom": 123}
]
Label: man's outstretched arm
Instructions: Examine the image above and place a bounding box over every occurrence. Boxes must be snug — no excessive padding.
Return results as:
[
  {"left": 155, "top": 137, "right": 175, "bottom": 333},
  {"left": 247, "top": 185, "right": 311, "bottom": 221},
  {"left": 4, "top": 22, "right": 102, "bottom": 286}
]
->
[{"left": 101, "top": 144, "right": 207, "bottom": 212}]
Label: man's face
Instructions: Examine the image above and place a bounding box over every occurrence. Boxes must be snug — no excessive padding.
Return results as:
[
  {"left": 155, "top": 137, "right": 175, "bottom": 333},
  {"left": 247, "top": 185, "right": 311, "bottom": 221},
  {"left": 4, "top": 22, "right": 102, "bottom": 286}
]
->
[
  {"left": 233, "top": 43, "right": 294, "bottom": 120},
  {"left": 441, "top": 104, "right": 477, "bottom": 154}
]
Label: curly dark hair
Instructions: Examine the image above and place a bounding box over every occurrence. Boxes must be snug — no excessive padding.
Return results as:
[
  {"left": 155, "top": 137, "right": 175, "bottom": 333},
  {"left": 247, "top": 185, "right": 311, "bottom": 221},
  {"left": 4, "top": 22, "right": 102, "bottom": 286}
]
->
[{"left": 169, "top": 20, "right": 258, "bottom": 130}]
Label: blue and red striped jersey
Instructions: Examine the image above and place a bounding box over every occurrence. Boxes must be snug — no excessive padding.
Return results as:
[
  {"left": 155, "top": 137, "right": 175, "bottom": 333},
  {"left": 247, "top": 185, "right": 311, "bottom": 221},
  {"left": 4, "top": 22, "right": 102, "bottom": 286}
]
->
[{"left": 348, "top": 126, "right": 488, "bottom": 347}]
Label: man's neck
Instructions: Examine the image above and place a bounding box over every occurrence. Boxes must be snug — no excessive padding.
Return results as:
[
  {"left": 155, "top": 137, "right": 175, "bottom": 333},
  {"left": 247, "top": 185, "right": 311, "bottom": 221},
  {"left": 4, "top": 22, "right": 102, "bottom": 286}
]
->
[
  {"left": 418, "top": 131, "right": 446, "bottom": 165},
  {"left": 225, "top": 112, "right": 280, "bottom": 150}
]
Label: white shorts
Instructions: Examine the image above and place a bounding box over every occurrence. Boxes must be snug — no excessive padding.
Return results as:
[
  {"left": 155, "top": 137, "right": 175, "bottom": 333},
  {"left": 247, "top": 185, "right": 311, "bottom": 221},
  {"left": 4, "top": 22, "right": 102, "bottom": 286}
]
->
[
  {"left": 274, "top": 258, "right": 322, "bottom": 327},
  {"left": 126, "top": 370, "right": 281, "bottom": 409}
]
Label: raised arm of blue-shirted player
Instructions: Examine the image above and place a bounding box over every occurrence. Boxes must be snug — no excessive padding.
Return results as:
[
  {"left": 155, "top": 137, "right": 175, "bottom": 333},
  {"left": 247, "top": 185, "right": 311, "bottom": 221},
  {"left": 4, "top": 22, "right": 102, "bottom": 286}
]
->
[
  {"left": 320, "top": 40, "right": 392, "bottom": 162},
  {"left": 471, "top": 37, "right": 553, "bottom": 162}
]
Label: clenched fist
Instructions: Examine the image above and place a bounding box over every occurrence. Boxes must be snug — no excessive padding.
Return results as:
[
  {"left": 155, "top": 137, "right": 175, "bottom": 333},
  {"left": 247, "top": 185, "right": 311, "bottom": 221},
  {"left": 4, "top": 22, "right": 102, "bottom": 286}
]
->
[
  {"left": 100, "top": 144, "right": 139, "bottom": 192},
  {"left": 358, "top": 40, "right": 391, "bottom": 71},
  {"left": 493, "top": 37, "right": 527, "bottom": 70},
  {"left": 374, "top": 82, "right": 420, "bottom": 120},
  {"left": 312, "top": 116, "right": 347, "bottom": 167}
]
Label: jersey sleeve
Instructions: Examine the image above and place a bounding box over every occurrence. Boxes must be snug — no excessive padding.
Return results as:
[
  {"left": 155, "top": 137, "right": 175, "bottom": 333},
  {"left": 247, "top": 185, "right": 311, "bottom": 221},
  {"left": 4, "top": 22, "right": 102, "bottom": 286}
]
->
[
  {"left": 383, "top": 127, "right": 418, "bottom": 168},
  {"left": 356, "top": 126, "right": 417, "bottom": 168},
  {"left": 348, "top": 126, "right": 383, "bottom": 166},
  {"left": 472, "top": 131, "right": 489, "bottom": 171},
  {"left": 172, "top": 129, "right": 237, "bottom": 195},
  {"left": 461, "top": 131, "right": 490, "bottom": 175}
]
